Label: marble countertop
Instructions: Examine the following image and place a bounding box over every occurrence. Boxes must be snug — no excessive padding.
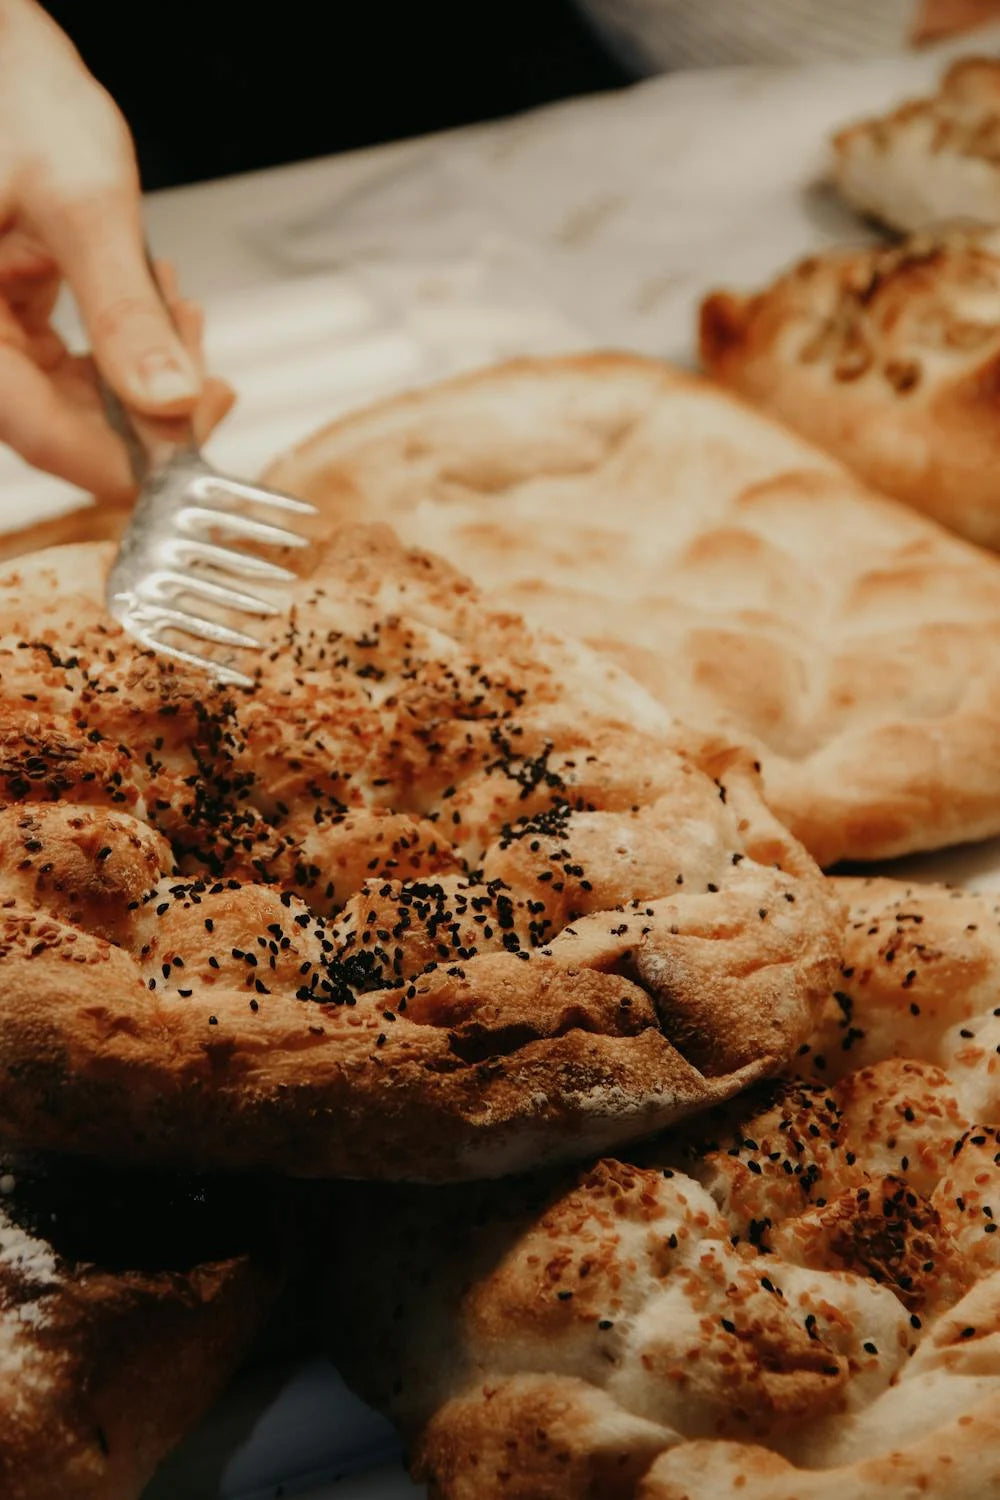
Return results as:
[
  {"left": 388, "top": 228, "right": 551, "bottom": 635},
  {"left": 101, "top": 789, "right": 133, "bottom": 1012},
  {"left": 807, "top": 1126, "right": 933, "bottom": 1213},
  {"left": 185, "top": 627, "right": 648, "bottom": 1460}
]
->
[{"left": 7, "top": 23, "right": 1000, "bottom": 539}]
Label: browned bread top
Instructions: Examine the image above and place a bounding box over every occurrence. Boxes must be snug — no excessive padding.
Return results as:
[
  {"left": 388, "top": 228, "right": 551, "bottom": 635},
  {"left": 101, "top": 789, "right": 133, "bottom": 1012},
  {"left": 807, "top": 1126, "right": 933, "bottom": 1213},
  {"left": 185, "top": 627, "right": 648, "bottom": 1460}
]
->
[
  {"left": 833, "top": 57, "right": 1000, "bottom": 231},
  {"left": 700, "top": 226, "right": 1000, "bottom": 548},
  {"left": 702, "top": 226, "right": 1000, "bottom": 402},
  {"left": 327, "top": 876, "right": 1000, "bottom": 1500},
  {"left": 0, "top": 528, "right": 839, "bottom": 1180},
  {"left": 265, "top": 352, "right": 1000, "bottom": 865}
]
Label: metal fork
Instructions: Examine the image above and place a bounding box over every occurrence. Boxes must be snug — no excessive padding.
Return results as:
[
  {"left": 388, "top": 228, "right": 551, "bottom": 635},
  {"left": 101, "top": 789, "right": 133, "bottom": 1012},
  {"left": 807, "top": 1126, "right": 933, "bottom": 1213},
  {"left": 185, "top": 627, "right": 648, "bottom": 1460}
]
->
[{"left": 102, "top": 339, "right": 316, "bottom": 690}]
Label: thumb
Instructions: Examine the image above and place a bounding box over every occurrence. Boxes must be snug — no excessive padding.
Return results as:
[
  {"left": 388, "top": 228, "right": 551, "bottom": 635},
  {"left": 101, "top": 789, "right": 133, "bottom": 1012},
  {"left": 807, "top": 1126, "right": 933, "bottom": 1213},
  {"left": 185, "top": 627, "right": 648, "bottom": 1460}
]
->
[{"left": 40, "top": 190, "right": 201, "bottom": 415}]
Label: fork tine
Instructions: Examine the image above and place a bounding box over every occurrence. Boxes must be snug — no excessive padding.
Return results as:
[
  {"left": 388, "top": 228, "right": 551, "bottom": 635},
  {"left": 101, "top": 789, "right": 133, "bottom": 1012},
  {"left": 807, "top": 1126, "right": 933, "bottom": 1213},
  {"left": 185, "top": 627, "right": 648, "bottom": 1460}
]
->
[
  {"left": 189, "top": 474, "right": 318, "bottom": 515},
  {"left": 137, "top": 603, "right": 264, "bottom": 651},
  {"left": 164, "top": 538, "right": 299, "bottom": 582},
  {"left": 179, "top": 506, "right": 311, "bottom": 550},
  {"left": 142, "top": 570, "right": 280, "bottom": 617},
  {"left": 102, "top": 331, "right": 311, "bottom": 687},
  {"left": 130, "top": 629, "right": 257, "bottom": 689}
]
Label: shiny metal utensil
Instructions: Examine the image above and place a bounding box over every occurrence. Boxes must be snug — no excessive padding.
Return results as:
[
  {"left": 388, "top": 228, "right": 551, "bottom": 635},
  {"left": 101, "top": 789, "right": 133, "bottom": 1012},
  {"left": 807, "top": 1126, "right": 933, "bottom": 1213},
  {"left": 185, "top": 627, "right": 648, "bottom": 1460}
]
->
[{"left": 102, "top": 283, "right": 316, "bottom": 688}]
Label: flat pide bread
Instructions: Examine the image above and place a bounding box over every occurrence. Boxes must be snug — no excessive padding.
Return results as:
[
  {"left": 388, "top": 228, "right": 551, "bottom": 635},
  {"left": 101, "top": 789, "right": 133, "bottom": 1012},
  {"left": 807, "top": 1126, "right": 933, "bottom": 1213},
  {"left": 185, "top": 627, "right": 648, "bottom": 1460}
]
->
[
  {"left": 0, "top": 529, "right": 838, "bottom": 1180},
  {"left": 327, "top": 877, "right": 1000, "bottom": 1499},
  {"left": 832, "top": 56, "right": 1000, "bottom": 233},
  {"left": 701, "top": 225, "right": 1000, "bottom": 548},
  {"left": 0, "top": 1155, "right": 275, "bottom": 1500},
  {"left": 263, "top": 353, "right": 1000, "bottom": 866}
]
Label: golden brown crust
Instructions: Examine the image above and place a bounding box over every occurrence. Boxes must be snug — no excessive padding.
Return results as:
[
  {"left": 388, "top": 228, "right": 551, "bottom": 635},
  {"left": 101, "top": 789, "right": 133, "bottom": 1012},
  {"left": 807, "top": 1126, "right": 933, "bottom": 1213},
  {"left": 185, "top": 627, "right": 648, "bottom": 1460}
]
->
[
  {"left": 640, "top": 1408, "right": 1000, "bottom": 1498},
  {"left": 0, "top": 1155, "right": 276, "bottom": 1500},
  {"left": 0, "top": 503, "right": 129, "bottom": 568},
  {"left": 913, "top": 2, "right": 1000, "bottom": 44},
  {"left": 326, "top": 877, "right": 1000, "bottom": 1499},
  {"left": 262, "top": 351, "right": 1000, "bottom": 865},
  {"left": 799, "top": 876, "right": 1000, "bottom": 1127},
  {"left": 420, "top": 1376, "right": 669, "bottom": 1500},
  {"left": 0, "top": 530, "right": 838, "bottom": 1179},
  {"left": 832, "top": 57, "right": 1000, "bottom": 233},
  {"left": 700, "top": 226, "right": 1000, "bottom": 548}
]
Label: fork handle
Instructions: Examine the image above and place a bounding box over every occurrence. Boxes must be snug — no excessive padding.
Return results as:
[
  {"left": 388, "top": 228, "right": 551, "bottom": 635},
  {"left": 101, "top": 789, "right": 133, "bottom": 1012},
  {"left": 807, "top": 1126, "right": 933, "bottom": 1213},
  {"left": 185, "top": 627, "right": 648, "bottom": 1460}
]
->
[
  {"left": 99, "top": 378, "right": 197, "bottom": 485},
  {"left": 98, "top": 247, "right": 199, "bottom": 485}
]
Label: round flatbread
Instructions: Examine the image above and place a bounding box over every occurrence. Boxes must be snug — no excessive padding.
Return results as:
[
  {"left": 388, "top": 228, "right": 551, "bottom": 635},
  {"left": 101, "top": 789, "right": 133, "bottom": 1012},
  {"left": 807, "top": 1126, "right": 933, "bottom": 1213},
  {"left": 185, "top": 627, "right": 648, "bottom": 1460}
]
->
[
  {"left": 327, "top": 876, "right": 1000, "bottom": 1498},
  {"left": 0, "top": 529, "right": 838, "bottom": 1180},
  {"left": 264, "top": 353, "right": 1000, "bottom": 865}
]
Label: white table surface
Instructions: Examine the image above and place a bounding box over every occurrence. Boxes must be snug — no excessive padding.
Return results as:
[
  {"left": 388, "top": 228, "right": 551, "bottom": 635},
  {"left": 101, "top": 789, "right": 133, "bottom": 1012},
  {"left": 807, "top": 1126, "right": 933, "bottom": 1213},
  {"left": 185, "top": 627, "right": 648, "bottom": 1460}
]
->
[{"left": 5, "top": 32, "right": 1000, "bottom": 1500}]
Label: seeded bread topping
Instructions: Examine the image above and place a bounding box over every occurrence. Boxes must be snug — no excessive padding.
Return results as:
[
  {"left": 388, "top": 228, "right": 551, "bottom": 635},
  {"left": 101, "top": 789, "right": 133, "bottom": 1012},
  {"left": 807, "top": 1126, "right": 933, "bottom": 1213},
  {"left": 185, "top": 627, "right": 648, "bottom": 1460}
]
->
[
  {"left": 0, "top": 528, "right": 839, "bottom": 1181},
  {"left": 700, "top": 230, "right": 1000, "bottom": 549},
  {"left": 264, "top": 353, "right": 1000, "bottom": 864},
  {"left": 705, "top": 227, "right": 1000, "bottom": 401},
  {"left": 327, "top": 877, "right": 1000, "bottom": 1500},
  {"left": 833, "top": 57, "right": 1000, "bottom": 233}
]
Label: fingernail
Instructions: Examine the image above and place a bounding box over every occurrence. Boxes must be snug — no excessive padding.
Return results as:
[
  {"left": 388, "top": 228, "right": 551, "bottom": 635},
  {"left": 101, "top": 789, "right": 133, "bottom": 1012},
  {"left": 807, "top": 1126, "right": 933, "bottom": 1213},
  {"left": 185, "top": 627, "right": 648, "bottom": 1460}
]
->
[{"left": 132, "top": 352, "right": 199, "bottom": 405}]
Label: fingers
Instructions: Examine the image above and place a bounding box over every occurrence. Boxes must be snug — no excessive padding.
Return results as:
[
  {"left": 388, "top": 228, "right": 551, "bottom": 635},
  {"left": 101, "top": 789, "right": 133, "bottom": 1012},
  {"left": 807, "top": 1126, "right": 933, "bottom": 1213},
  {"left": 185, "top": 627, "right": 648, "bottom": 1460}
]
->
[
  {"left": 0, "top": 231, "right": 61, "bottom": 333},
  {"left": 192, "top": 376, "right": 236, "bottom": 446},
  {"left": 0, "top": 229, "right": 57, "bottom": 283},
  {"left": 0, "top": 5, "right": 200, "bottom": 416},
  {"left": 173, "top": 299, "right": 206, "bottom": 370},
  {"left": 0, "top": 341, "right": 233, "bottom": 492},
  {"left": 151, "top": 259, "right": 207, "bottom": 374},
  {"left": 35, "top": 189, "right": 201, "bottom": 416},
  {"left": 145, "top": 259, "right": 233, "bottom": 436},
  {"left": 0, "top": 230, "right": 233, "bottom": 494},
  {"left": 151, "top": 258, "right": 179, "bottom": 302},
  {"left": 0, "top": 341, "right": 133, "bottom": 499},
  {"left": 0, "top": 290, "right": 67, "bottom": 378}
]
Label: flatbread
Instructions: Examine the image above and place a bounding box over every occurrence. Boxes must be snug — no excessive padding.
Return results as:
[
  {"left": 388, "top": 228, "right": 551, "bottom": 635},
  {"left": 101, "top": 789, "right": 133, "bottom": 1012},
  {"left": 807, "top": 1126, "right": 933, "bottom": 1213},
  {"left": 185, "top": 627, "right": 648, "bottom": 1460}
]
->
[
  {"left": 701, "top": 225, "right": 1000, "bottom": 547},
  {"left": 326, "top": 877, "right": 1000, "bottom": 1499},
  {"left": 832, "top": 56, "right": 1000, "bottom": 232},
  {"left": 263, "top": 353, "right": 1000, "bottom": 866},
  {"left": 0, "top": 1154, "right": 274, "bottom": 1500},
  {"left": 0, "top": 501, "right": 130, "bottom": 567},
  {"left": 0, "top": 529, "right": 837, "bottom": 1180}
]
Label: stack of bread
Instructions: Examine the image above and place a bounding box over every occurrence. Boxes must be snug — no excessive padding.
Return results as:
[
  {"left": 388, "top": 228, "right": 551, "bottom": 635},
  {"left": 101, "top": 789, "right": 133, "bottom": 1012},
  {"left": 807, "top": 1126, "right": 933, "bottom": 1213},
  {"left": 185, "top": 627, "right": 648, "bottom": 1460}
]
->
[{"left": 10, "top": 49, "right": 1000, "bottom": 1500}]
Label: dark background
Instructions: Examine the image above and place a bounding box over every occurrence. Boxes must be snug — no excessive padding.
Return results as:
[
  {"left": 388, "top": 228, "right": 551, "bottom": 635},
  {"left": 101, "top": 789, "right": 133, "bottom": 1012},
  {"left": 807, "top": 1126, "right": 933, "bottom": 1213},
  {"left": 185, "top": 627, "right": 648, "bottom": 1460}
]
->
[{"left": 41, "top": 1, "right": 631, "bottom": 192}]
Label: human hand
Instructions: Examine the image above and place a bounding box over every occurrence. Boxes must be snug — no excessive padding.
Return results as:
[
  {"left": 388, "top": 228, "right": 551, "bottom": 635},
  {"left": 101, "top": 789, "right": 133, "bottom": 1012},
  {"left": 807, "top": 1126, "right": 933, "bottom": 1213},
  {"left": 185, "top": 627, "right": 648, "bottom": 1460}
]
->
[{"left": 0, "top": 0, "right": 233, "bottom": 499}]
